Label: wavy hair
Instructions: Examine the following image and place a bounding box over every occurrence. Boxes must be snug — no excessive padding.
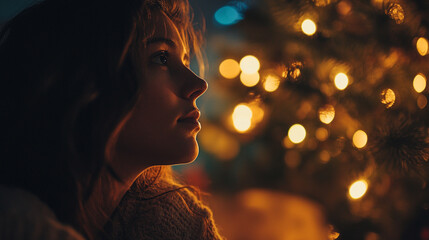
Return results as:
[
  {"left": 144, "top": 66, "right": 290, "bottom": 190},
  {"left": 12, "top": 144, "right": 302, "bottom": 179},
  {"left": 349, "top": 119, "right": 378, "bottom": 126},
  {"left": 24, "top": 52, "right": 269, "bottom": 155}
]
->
[{"left": 0, "top": 0, "right": 204, "bottom": 238}]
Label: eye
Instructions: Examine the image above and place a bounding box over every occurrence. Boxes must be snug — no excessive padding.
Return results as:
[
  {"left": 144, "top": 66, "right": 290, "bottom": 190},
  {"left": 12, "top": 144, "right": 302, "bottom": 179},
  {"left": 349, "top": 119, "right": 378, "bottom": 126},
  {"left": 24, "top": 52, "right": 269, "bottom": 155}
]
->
[{"left": 151, "top": 51, "right": 169, "bottom": 65}]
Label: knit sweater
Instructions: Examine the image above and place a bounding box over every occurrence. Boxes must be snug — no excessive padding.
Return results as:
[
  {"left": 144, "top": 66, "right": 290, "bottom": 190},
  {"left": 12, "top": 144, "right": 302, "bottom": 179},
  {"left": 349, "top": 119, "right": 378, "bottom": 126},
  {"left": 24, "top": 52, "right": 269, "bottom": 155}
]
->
[{"left": 106, "top": 180, "right": 224, "bottom": 240}]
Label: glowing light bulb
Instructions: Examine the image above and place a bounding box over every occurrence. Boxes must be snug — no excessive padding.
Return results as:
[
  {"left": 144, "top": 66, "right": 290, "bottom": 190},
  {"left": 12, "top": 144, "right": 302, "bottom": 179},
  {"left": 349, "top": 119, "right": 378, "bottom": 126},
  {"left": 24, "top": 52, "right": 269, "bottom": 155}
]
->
[
  {"left": 240, "top": 55, "right": 260, "bottom": 74},
  {"left": 288, "top": 124, "right": 306, "bottom": 144},
  {"left": 240, "top": 72, "right": 260, "bottom": 87},
  {"left": 417, "top": 37, "right": 429, "bottom": 56},
  {"left": 263, "top": 74, "right": 281, "bottom": 92},
  {"left": 318, "top": 104, "right": 335, "bottom": 124},
  {"left": 349, "top": 180, "right": 368, "bottom": 199},
  {"left": 413, "top": 73, "right": 426, "bottom": 93},
  {"left": 232, "top": 104, "right": 253, "bottom": 133},
  {"left": 380, "top": 88, "right": 396, "bottom": 108},
  {"left": 334, "top": 72, "right": 349, "bottom": 90},
  {"left": 353, "top": 130, "right": 367, "bottom": 148},
  {"left": 219, "top": 59, "right": 240, "bottom": 79},
  {"left": 301, "top": 19, "right": 317, "bottom": 36}
]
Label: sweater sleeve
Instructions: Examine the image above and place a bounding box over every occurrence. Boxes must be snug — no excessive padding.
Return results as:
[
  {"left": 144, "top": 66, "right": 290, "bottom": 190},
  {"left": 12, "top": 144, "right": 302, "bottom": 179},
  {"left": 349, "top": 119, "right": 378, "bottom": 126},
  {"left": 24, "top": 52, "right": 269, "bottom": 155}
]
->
[{"left": 0, "top": 186, "right": 85, "bottom": 240}]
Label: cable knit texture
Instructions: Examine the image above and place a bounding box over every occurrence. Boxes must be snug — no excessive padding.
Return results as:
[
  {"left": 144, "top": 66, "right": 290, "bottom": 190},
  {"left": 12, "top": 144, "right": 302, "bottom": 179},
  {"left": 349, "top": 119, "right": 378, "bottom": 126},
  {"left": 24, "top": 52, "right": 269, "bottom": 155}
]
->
[{"left": 106, "top": 180, "right": 224, "bottom": 240}]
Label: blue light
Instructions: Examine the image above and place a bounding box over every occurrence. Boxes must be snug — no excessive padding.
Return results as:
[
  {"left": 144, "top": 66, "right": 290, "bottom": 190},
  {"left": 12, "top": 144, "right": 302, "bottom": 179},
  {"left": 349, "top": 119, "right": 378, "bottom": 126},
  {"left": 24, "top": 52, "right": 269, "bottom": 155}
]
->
[{"left": 214, "top": 6, "right": 243, "bottom": 26}]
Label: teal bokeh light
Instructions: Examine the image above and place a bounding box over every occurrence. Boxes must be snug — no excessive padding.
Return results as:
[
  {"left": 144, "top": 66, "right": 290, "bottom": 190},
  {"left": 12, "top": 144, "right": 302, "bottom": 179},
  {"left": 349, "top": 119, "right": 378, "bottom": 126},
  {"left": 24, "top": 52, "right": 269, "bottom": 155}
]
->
[{"left": 214, "top": 6, "right": 243, "bottom": 26}]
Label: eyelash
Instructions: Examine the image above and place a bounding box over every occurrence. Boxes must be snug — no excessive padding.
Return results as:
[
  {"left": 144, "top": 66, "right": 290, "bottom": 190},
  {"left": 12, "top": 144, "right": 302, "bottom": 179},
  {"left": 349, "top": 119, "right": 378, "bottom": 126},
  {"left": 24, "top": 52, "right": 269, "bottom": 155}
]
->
[{"left": 151, "top": 51, "right": 169, "bottom": 65}]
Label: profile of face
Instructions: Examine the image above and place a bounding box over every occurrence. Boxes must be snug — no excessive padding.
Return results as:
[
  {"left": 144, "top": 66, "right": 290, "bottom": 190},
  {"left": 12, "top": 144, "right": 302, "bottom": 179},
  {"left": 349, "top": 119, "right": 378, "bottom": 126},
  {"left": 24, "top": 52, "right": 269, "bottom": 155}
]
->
[{"left": 112, "top": 11, "right": 208, "bottom": 180}]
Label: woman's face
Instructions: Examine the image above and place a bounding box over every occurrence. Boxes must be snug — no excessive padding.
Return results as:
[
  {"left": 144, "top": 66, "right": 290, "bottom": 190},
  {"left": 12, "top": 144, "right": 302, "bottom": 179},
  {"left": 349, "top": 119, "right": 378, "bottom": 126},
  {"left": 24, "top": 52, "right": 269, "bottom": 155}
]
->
[{"left": 112, "top": 12, "right": 207, "bottom": 180}]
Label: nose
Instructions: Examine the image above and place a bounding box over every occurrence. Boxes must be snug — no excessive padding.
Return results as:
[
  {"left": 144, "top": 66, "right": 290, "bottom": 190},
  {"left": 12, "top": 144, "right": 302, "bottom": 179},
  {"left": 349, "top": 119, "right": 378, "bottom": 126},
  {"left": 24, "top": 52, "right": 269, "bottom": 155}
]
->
[{"left": 181, "top": 68, "right": 208, "bottom": 101}]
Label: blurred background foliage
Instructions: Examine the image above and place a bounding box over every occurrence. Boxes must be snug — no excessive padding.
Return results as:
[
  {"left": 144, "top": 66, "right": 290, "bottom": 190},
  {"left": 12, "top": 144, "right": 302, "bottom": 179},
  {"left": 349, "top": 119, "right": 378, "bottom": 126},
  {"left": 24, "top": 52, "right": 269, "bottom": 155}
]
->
[{"left": 2, "top": 0, "right": 429, "bottom": 239}]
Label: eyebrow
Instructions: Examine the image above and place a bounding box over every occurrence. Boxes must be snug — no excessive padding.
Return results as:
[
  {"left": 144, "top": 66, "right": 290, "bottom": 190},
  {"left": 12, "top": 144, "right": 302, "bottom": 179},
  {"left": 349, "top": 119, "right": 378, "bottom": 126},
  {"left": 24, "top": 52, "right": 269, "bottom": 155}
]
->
[{"left": 146, "top": 37, "right": 177, "bottom": 48}]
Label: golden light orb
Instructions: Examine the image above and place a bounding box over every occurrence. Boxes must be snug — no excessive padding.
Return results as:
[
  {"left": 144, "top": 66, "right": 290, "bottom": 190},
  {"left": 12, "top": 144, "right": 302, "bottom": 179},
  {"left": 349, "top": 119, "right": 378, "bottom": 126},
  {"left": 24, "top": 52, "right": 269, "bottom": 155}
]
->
[
  {"left": 240, "top": 55, "right": 260, "bottom": 74},
  {"left": 263, "top": 74, "right": 281, "bottom": 92},
  {"left": 288, "top": 124, "right": 306, "bottom": 144},
  {"left": 219, "top": 59, "right": 240, "bottom": 79},
  {"left": 334, "top": 72, "right": 349, "bottom": 90},
  {"left": 380, "top": 88, "right": 396, "bottom": 108},
  {"left": 315, "top": 127, "right": 329, "bottom": 141},
  {"left": 349, "top": 180, "right": 368, "bottom": 199},
  {"left": 386, "top": 3, "right": 404, "bottom": 24},
  {"left": 416, "top": 37, "right": 428, "bottom": 56},
  {"left": 413, "top": 73, "right": 427, "bottom": 93},
  {"left": 352, "top": 130, "right": 368, "bottom": 149},
  {"left": 318, "top": 104, "right": 335, "bottom": 124},
  {"left": 301, "top": 19, "right": 317, "bottom": 36},
  {"left": 232, "top": 104, "right": 253, "bottom": 133},
  {"left": 240, "top": 72, "right": 260, "bottom": 87}
]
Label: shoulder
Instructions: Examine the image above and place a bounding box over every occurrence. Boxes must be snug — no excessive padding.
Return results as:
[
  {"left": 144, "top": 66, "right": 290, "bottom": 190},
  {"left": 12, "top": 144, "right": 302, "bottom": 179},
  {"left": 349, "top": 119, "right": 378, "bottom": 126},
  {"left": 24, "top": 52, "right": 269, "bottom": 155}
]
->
[
  {"left": 109, "top": 181, "right": 224, "bottom": 240},
  {"left": 0, "top": 185, "right": 85, "bottom": 240}
]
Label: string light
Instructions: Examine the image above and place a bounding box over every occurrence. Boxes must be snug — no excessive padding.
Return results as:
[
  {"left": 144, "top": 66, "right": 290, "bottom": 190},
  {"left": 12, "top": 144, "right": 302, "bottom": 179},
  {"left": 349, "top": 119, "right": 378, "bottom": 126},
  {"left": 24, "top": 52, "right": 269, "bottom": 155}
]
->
[
  {"left": 349, "top": 180, "right": 368, "bottom": 199},
  {"left": 240, "top": 55, "right": 260, "bottom": 74},
  {"left": 232, "top": 104, "right": 252, "bottom": 133},
  {"left": 416, "top": 37, "right": 428, "bottom": 56},
  {"left": 240, "top": 72, "right": 260, "bottom": 87},
  {"left": 380, "top": 88, "right": 396, "bottom": 108},
  {"left": 413, "top": 73, "right": 426, "bottom": 93},
  {"left": 353, "top": 130, "right": 368, "bottom": 148},
  {"left": 301, "top": 19, "right": 317, "bottom": 36},
  {"left": 219, "top": 59, "right": 240, "bottom": 79},
  {"left": 263, "top": 74, "right": 281, "bottom": 92},
  {"left": 318, "top": 104, "right": 335, "bottom": 124},
  {"left": 334, "top": 72, "right": 349, "bottom": 90},
  {"left": 288, "top": 124, "right": 306, "bottom": 144}
]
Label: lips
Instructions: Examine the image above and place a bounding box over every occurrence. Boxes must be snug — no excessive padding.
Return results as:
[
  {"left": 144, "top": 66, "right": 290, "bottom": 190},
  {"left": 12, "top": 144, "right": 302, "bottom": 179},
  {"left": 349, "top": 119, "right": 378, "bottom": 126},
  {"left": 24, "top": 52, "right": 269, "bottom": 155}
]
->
[{"left": 178, "top": 109, "right": 201, "bottom": 130}]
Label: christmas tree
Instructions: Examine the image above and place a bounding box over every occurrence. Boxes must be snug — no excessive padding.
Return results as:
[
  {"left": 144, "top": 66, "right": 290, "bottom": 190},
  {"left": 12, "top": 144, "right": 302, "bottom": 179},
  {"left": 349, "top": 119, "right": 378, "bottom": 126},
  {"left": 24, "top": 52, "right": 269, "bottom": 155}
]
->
[{"left": 187, "top": 0, "right": 429, "bottom": 239}]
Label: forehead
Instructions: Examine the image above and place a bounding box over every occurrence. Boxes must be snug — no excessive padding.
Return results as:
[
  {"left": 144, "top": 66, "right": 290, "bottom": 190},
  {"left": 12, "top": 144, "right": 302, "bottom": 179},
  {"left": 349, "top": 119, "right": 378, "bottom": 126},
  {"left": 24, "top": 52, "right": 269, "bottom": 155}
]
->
[{"left": 148, "top": 11, "right": 188, "bottom": 52}]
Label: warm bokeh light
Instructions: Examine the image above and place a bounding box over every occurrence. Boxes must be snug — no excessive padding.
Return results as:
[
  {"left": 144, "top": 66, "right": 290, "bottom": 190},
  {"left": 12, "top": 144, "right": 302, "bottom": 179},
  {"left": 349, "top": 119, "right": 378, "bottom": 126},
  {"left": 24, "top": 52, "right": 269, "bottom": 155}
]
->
[
  {"left": 319, "top": 150, "right": 331, "bottom": 163},
  {"left": 301, "top": 19, "right": 317, "bottom": 36},
  {"left": 318, "top": 104, "right": 335, "bottom": 124},
  {"left": 416, "top": 37, "right": 429, "bottom": 56},
  {"left": 315, "top": 127, "right": 329, "bottom": 141},
  {"left": 199, "top": 123, "right": 240, "bottom": 161},
  {"left": 219, "top": 59, "right": 241, "bottom": 79},
  {"left": 380, "top": 88, "right": 396, "bottom": 108},
  {"left": 240, "top": 72, "right": 260, "bottom": 87},
  {"left": 263, "top": 74, "right": 281, "bottom": 92},
  {"left": 334, "top": 72, "right": 349, "bottom": 90},
  {"left": 249, "top": 103, "right": 265, "bottom": 124},
  {"left": 413, "top": 73, "right": 427, "bottom": 93},
  {"left": 387, "top": 3, "right": 404, "bottom": 24},
  {"left": 232, "top": 104, "right": 253, "bottom": 133},
  {"left": 288, "top": 124, "right": 306, "bottom": 144},
  {"left": 240, "top": 55, "right": 260, "bottom": 74},
  {"left": 352, "top": 130, "right": 368, "bottom": 148},
  {"left": 349, "top": 180, "right": 368, "bottom": 199},
  {"left": 417, "top": 95, "right": 428, "bottom": 109}
]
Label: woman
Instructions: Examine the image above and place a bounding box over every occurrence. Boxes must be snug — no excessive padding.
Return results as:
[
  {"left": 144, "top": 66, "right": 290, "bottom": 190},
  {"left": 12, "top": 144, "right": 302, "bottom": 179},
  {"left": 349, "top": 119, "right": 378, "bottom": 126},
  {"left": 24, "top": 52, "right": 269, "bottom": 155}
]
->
[{"left": 0, "top": 0, "right": 222, "bottom": 239}]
